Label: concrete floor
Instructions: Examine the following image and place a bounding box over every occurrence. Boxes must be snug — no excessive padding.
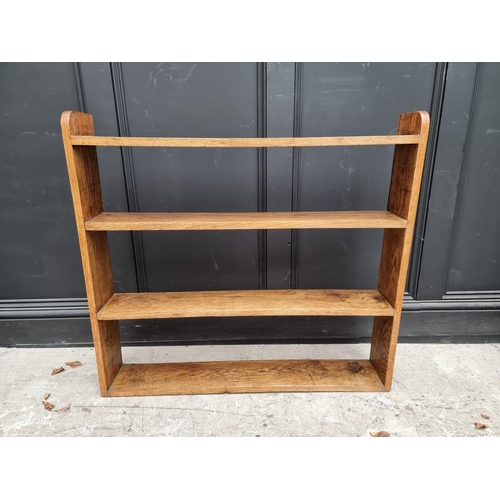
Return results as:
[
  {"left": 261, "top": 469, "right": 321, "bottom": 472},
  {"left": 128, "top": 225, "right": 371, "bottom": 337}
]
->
[{"left": 0, "top": 343, "right": 498, "bottom": 437}]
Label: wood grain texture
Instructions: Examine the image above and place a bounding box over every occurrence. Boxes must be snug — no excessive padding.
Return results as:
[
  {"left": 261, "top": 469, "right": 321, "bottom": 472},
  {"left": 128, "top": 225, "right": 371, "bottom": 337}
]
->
[
  {"left": 85, "top": 211, "right": 407, "bottom": 231},
  {"left": 369, "top": 315, "right": 395, "bottom": 389},
  {"left": 371, "top": 111, "right": 430, "bottom": 389},
  {"left": 107, "top": 360, "right": 385, "bottom": 396},
  {"left": 71, "top": 135, "right": 421, "bottom": 148},
  {"left": 61, "top": 111, "right": 122, "bottom": 395},
  {"left": 387, "top": 114, "right": 430, "bottom": 219},
  {"left": 62, "top": 109, "right": 429, "bottom": 396},
  {"left": 97, "top": 290, "right": 395, "bottom": 320},
  {"left": 376, "top": 228, "right": 406, "bottom": 307}
]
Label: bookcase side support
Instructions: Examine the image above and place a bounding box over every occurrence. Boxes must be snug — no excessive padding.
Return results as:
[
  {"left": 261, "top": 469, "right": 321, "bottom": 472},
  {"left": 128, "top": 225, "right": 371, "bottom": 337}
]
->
[
  {"left": 370, "top": 111, "right": 430, "bottom": 389},
  {"left": 61, "top": 111, "right": 122, "bottom": 395}
]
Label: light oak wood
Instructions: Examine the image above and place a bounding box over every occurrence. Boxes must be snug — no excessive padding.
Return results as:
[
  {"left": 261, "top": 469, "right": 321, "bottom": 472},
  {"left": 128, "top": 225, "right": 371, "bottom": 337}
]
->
[
  {"left": 370, "top": 111, "right": 430, "bottom": 389},
  {"left": 107, "top": 360, "right": 385, "bottom": 396},
  {"left": 97, "top": 290, "right": 395, "bottom": 320},
  {"left": 85, "top": 211, "right": 407, "bottom": 231},
  {"left": 61, "top": 109, "right": 430, "bottom": 396},
  {"left": 71, "top": 135, "right": 421, "bottom": 148},
  {"left": 61, "top": 111, "right": 122, "bottom": 396}
]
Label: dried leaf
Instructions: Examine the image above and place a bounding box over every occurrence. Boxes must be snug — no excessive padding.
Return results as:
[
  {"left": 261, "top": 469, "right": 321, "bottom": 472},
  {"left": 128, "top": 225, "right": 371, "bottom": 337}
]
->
[
  {"left": 65, "top": 361, "right": 83, "bottom": 369},
  {"left": 43, "top": 393, "right": 50, "bottom": 401},
  {"left": 370, "top": 431, "right": 390, "bottom": 437},
  {"left": 51, "top": 367, "right": 65, "bottom": 375},
  {"left": 43, "top": 401, "right": 55, "bottom": 411},
  {"left": 55, "top": 406, "right": 70, "bottom": 413},
  {"left": 474, "top": 422, "right": 488, "bottom": 430},
  {"left": 481, "top": 414, "right": 490, "bottom": 420}
]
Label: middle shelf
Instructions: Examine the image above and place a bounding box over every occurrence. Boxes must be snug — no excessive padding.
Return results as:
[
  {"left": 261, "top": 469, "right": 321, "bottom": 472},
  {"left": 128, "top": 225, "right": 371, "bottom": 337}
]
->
[
  {"left": 97, "top": 289, "right": 394, "bottom": 320},
  {"left": 85, "top": 211, "right": 407, "bottom": 231}
]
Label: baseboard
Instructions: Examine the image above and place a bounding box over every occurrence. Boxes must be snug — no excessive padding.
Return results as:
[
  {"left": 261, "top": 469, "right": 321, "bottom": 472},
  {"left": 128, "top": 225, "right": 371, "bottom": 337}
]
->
[{"left": 1, "top": 308, "right": 499, "bottom": 347}]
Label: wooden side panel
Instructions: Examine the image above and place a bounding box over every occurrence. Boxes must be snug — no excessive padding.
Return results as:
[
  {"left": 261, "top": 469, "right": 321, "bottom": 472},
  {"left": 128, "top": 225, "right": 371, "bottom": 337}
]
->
[
  {"left": 386, "top": 113, "right": 428, "bottom": 218},
  {"left": 369, "top": 315, "right": 395, "bottom": 386},
  {"left": 371, "top": 111, "right": 430, "bottom": 389},
  {"left": 377, "top": 228, "right": 406, "bottom": 307},
  {"left": 61, "top": 111, "right": 122, "bottom": 395}
]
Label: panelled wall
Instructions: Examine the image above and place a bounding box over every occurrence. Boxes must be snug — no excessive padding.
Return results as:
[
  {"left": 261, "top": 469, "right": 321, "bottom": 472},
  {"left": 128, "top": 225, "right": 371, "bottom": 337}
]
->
[{"left": 1, "top": 62, "right": 499, "bottom": 346}]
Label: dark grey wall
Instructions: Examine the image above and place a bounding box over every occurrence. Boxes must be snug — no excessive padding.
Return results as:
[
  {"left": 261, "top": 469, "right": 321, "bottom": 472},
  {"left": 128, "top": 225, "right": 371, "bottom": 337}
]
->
[
  {"left": 296, "top": 63, "right": 435, "bottom": 290},
  {"left": 1, "top": 62, "right": 499, "bottom": 346},
  {"left": 122, "top": 62, "right": 262, "bottom": 292},
  {"left": 0, "top": 63, "right": 84, "bottom": 299},
  {"left": 446, "top": 64, "right": 500, "bottom": 292}
]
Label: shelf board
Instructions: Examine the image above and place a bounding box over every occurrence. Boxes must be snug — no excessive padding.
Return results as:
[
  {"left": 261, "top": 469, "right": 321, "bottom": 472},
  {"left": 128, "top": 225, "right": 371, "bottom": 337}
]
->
[
  {"left": 97, "top": 289, "right": 394, "bottom": 320},
  {"left": 71, "top": 135, "right": 421, "bottom": 148},
  {"left": 107, "top": 359, "right": 385, "bottom": 396},
  {"left": 86, "top": 211, "right": 407, "bottom": 231}
]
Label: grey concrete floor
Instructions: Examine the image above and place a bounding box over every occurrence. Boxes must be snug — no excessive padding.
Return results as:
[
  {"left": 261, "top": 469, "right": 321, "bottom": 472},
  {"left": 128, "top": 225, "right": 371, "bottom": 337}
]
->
[{"left": 0, "top": 343, "right": 498, "bottom": 436}]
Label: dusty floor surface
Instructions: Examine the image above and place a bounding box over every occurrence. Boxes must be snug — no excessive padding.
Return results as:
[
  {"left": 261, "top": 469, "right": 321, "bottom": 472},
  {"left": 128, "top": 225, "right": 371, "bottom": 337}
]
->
[{"left": 0, "top": 343, "right": 498, "bottom": 437}]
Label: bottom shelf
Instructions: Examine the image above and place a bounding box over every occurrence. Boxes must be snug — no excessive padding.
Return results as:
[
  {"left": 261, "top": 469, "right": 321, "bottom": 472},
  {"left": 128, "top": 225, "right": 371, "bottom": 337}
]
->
[{"left": 107, "top": 359, "right": 385, "bottom": 396}]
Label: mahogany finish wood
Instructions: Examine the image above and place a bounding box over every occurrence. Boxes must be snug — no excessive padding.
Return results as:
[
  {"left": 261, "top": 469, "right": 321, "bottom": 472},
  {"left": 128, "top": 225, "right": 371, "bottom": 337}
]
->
[{"left": 61, "top": 110, "right": 429, "bottom": 396}]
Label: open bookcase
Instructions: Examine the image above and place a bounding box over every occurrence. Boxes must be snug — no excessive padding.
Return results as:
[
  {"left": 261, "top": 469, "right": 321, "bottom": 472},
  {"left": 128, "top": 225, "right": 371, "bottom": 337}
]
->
[{"left": 61, "top": 110, "right": 429, "bottom": 396}]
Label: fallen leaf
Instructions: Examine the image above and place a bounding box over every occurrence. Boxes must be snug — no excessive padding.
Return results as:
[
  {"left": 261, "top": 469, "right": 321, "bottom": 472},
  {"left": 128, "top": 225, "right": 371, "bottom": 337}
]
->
[
  {"left": 51, "top": 367, "right": 65, "bottom": 375},
  {"left": 474, "top": 422, "right": 488, "bottom": 430},
  {"left": 43, "top": 393, "right": 50, "bottom": 401},
  {"left": 481, "top": 414, "right": 490, "bottom": 420},
  {"left": 43, "top": 401, "right": 55, "bottom": 411},
  {"left": 55, "top": 406, "right": 70, "bottom": 413},
  {"left": 65, "top": 361, "right": 83, "bottom": 369},
  {"left": 370, "top": 431, "right": 390, "bottom": 437}
]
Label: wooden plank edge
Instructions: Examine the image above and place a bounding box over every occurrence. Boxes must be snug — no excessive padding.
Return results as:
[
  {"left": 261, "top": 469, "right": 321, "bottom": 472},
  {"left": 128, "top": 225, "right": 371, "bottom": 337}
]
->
[
  {"left": 96, "top": 290, "right": 396, "bottom": 321},
  {"left": 85, "top": 211, "right": 408, "bottom": 231},
  {"left": 106, "top": 359, "right": 386, "bottom": 396},
  {"left": 71, "top": 135, "right": 422, "bottom": 147}
]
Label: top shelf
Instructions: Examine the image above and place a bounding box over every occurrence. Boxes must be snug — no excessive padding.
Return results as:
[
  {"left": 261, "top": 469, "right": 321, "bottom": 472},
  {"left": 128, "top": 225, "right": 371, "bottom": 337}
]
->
[
  {"left": 70, "top": 135, "right": 422, "bottom": 148},
  {"left": 85, "top": 211, "right": 407, "bottom": 231}
]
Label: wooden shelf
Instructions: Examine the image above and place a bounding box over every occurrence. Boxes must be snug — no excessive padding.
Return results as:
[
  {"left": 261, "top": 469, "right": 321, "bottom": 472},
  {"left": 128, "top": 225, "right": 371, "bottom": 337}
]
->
[
  {"left": 61, "top": 109, "right": 430, "bottom": 396},
  {"left": 86, "top": 211, "right": 407, "bottom": 231},
  {"left": 97, "top": 290, "right": 395, "bottom": 320},
  {"left": 107, "top": 360, "right": 385, "bottom": 396},
  {"left": 71, "top": 135, "right": 421, "bottom": 148}
]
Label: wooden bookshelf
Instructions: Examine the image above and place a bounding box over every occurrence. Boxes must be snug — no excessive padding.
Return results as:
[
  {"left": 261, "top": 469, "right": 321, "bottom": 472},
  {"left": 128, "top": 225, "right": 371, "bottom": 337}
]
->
[{"left": 61, "top": 110, "right": 429, "bottom": 396}]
